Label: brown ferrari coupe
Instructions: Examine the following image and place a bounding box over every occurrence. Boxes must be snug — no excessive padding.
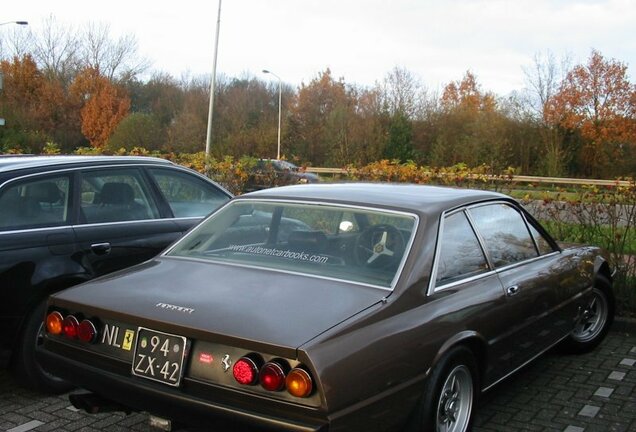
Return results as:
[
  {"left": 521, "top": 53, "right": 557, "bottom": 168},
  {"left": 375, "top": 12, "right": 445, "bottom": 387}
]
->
[{"left": 38, "top": 183, "right": 614, "bottom": 432}]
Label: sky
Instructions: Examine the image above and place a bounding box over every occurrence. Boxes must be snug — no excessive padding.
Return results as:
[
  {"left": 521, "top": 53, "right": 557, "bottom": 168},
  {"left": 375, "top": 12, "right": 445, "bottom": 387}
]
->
[{"left": 1, "top": 0, "right": 635, "bottom": 96}]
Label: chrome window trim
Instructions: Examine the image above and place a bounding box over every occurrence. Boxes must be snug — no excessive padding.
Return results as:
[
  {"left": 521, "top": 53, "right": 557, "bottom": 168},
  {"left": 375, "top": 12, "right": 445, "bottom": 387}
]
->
[
  {"left": 0, "top": 162, "right": 226, "bottom": 233},
  {"left": 164, "top": 198, "right": 420, "bottom": 291},
  {"left": 465, "top": 201, "right": 540, "bottom": 266},
  {"left": 70, "top": 218, "right": 174, "bottom": 229},
  {"left": 522, "top": 211, "right": 558, "bottom": 255},
  {"left": 432, "top": 250, "right": 561, "bottom": 293},
  {"left": 494, "top": 250, "right": 561, "bottom": 274},
  {"left": 0, "top": 225, "right": 74, "bottom": 236},
  {"left": 428, "top": 200, "right": 562, "bottom": 296},
  {"left": 428, "top": 207, "right": 492, "bottom": 296},
  {"left": 432, "top": 269, "right": 500, "bottom": 293},
  {"left": 427, "top": 211, "right": 445, "bottom": 293},
  {"left": 0, "top": 161, "right": 230, "bottom": 199},
  {"left": 464, "top": 209, "right": 494, "bottom": 269},
  {"left": 0, "top": 162, "right": 175, "bottom": 190},
  {"left": 145, "top": 165, "right": 232, "bottom": 198},
  {"left": 0, "top": 214, "right": 205, "bottom": 235}
]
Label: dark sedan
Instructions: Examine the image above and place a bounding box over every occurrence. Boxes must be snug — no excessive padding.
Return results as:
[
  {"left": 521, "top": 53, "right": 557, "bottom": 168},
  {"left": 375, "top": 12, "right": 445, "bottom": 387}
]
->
[
  {"left": 38, "top": 183, "right": 614, "bottom": 431},
  {"left": 245, "top": 159, "right": 319, "bottom": 192},
  {"left": 0, "top": 155, "right": 231, "bottom": 392}
]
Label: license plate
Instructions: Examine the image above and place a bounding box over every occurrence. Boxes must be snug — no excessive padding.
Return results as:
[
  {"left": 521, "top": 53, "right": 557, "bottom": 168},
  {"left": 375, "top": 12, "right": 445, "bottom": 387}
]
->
[{"left": 131, "top": 327, "right": 187, "bottom": 387}]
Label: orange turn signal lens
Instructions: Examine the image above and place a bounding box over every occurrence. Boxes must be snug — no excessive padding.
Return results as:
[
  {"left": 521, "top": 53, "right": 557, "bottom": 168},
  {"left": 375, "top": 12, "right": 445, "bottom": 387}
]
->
[
  {"left": 286, "top": 367, "right": 313, "bottom": 398},
  {"left": 46, "top": 311, "right": 64, "bottom": 335}
]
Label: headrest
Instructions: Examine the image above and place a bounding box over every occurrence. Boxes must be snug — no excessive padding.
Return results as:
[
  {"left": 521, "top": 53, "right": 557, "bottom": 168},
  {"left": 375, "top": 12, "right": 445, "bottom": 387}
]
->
[
  {"left": 100, "top": 182, "right": 135, "bottom": 205},
  {"left": 288, "top": 230, "right": 327, "bottom": 251},
  {"left": 27, "top": 182, "right": 61, "bottom": 204}
]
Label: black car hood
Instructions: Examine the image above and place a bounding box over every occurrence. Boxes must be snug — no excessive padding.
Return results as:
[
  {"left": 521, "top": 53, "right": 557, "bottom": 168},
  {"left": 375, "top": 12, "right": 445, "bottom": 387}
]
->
[{"left": 53, "top": 257, "right": 386, "bottom": 349}]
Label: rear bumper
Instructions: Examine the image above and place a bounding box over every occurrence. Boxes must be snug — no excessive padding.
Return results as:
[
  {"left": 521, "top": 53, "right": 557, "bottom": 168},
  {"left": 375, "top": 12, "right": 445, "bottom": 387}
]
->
[{"left": 37, "top": 345, "right": 327, "bottom": 432}]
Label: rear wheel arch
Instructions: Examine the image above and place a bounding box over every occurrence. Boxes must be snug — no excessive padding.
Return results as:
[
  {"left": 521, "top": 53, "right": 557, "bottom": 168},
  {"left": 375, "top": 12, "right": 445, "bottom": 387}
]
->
[
  {"left": 13, "top": 276, "right": 90, "bottom": 348},
  {"left": 11, "top": 276, "right": 89, "bottom": 393},
  {"left": 409, "top": 343, "right": 480, "bottom": 432},
  {"left": 433, "top": 332, "right": 487, "bottom": 389},
  {"left": 591, "top": 267, "right": 615, "bottom": 325}
]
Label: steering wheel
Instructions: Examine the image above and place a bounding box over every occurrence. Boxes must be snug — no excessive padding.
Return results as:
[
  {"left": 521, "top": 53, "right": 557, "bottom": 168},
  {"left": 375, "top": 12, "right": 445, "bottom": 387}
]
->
[{"left": 354, "top": 224, "right": 405, "bottom": 269}]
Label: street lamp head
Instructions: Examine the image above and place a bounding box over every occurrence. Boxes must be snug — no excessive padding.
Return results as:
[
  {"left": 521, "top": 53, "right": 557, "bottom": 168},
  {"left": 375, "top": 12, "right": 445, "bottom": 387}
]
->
[
  {"left": 262, "top": 69, "right": 270, "bottom": 74},
  {"left": 0, "top": 20, "right": 28, "bottom": 26}
]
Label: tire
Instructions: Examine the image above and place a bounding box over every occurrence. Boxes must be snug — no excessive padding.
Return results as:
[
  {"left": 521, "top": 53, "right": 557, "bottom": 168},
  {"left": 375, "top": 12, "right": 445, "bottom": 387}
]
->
[
  {"left": 562, "top": 275, "right": 615, "bottom": 354},
  {"left": 12, "top": 299, "right": 74, "bottom": 393},
  {"left": 411, "top": 346, "right": 478, "bottom": 432}
]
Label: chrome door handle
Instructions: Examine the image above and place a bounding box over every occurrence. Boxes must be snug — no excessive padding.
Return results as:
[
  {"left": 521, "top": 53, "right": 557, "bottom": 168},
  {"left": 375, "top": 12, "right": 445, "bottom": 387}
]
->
[
  {"left": 91, "top": 242, "right": 111, "bottom": 255},
  {"left": 506, "top": 285, "right": 520, "bottom": 296}
]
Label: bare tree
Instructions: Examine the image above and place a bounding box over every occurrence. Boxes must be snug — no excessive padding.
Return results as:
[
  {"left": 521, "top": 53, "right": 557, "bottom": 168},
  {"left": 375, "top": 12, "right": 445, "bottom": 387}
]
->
[
  {"left": 0, "top": 25, "right": 34, "bottom": 61},
  {"left": 80, "top": 22, "right": 150, "bottom": 81},
  {"left": 521, "top": 51, "right": 570, "bottom": 121},
  {"left": 378, "top": 66, "right": 427, "bottom": 119},
  {"left": 521, "top": 51, "right": 572, "bottom": 176},
  {"left": 30, "top": 16, "right": 81, "bottom": 85}
]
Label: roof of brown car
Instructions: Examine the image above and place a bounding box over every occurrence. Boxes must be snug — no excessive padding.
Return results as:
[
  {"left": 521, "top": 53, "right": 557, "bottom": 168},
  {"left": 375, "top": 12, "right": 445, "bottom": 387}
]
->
[{"left": 240, "top": 182, "right": 509, "bottom": 214}]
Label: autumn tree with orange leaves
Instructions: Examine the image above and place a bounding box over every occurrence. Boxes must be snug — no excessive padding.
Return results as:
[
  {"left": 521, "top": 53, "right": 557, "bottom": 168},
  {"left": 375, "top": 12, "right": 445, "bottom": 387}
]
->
[
  {"left": 0, "top": 54, "right": 70, "bottom": 151},
  {"left": 70, "top": 67, "right": 130, "bottom": 149},
  {"left": 549, "top": 50, "right": 636, "bottom": 177}
]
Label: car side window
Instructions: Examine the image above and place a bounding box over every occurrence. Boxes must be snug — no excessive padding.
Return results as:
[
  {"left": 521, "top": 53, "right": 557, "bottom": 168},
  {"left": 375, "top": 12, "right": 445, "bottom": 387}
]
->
[
  {"left": 469, "top": 203, "right": 539, "bottom": 268},
  {"left": 528, "top": 223, "right": 555, "bottom": 255},
  {"left": 79, "top": 168, "right": 160, "bottom": 224},
  {"left": 435, "top": 211, "right": 489, "bottom": 287},
  {"left": 148, "top": 168, "right": 229, "bottom": 218},
  {"left": 0, "top": 175, "right": 71, "bottom": 230}
]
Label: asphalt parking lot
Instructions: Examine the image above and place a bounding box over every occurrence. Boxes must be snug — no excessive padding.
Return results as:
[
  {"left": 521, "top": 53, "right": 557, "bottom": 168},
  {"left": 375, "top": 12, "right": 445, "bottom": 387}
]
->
[{"left": 2, "top": 324, "right": 636, "bottom": 432}]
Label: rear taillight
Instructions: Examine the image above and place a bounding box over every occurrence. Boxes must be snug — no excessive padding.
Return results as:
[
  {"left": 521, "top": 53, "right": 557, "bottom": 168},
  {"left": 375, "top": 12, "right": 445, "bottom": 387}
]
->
[
  {"left": 259, "top": 360, "right": 288, "bottom": 391},
  {"left": 233, "top": 356, "right": 260, "bottom": 385},
  {"left": 62, "top": 315, "right": 79, "bottom": 339},
  {"left": 46, "top": 311, "right": 63, "bottom": 335},
  {"left": 46, "top": 311, "right": 98, "bottom": 344},
  {"left": 286, "top": 367, "right": 313, "bottom": 398},
  {"left": 78, "top": 319, "right": 98, "bottom": 343},
  {"left": 231, "top": 354, "right": 315, "bottom": 398}
]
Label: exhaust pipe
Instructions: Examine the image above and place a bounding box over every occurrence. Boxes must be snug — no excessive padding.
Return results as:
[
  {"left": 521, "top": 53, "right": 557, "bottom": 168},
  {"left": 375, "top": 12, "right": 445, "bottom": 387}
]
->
[{"left": 69, "top": 392, "right": 133, "bottom": 415}]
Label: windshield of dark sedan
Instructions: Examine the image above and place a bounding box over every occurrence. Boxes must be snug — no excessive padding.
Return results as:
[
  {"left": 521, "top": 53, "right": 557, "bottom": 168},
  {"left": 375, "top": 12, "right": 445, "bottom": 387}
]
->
[{"left": 167, "top": 200, "right": 418, "bottom": 289}]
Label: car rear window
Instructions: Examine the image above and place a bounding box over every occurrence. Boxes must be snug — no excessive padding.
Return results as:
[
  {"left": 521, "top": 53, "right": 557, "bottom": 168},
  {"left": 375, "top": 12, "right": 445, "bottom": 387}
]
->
[{"left": 167, "top": 200, "right": 418, "bottom": 289}]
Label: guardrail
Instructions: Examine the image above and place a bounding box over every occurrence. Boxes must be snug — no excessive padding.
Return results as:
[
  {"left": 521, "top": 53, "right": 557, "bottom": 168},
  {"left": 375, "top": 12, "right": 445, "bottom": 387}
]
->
[{"left": 304, "top": 167, "right": 632, "bottom": 188}]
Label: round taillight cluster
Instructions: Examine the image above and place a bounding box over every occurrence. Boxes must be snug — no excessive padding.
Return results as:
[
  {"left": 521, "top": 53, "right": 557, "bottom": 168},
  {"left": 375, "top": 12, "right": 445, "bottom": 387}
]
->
[
  {"left": 232, "top": 357, "right": 260, "bottom": 385},
  {"left": 260, "top": 361, "right": 287, "bottom": 391},
  {"left": 62, "top": 315, "right": 79, "bottom": 338},
  {"left": 46, "top": 311, "right": 63, "bottom": 335},
  {"left": 46, "top": 311, "right": 98, "bottom": 344},
  {"left": 78, "top": 319, "right": 97, "bottom": 343},
  {"left": 286, "top": 368, "right": 313, "bottom": 398},
  {"left": 232, "top": 355, "right": 314, "bottom": 398}
]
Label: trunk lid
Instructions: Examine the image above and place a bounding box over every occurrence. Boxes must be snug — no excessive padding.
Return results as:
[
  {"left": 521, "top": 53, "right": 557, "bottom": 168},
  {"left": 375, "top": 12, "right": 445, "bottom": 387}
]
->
[{"left": 52, "top": 257, "right": 386, "bottom": 349}]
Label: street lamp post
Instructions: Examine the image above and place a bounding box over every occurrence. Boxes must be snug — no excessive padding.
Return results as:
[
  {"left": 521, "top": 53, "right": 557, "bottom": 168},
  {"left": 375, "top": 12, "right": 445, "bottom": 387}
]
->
[
  {"left": 205, "top": 1, "right": 222, "bottom": 161},
  {"left": 262, "top": 69, "right": 282, "bottom": 160}
]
